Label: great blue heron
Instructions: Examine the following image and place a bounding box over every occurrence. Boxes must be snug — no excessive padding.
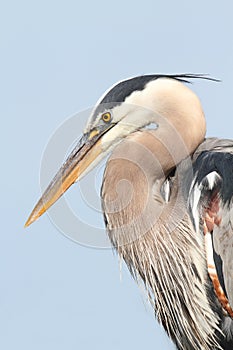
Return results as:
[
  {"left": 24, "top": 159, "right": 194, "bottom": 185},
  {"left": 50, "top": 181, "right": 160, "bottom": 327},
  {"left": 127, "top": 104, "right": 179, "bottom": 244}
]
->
[{"left": 25, "top": 74, "right": 233, "bottom": 350}]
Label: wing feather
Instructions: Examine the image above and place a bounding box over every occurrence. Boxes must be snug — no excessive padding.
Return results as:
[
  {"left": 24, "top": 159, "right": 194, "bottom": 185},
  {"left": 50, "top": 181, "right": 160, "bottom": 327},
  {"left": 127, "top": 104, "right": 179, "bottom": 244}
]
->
[{"left": 189, "top": 138, "right": 233, "bottom": 308}]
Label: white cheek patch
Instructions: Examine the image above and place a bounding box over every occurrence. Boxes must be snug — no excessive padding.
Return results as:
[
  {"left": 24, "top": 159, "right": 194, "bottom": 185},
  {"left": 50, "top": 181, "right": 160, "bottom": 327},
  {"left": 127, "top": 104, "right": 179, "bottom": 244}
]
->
[{"left": 101, "top": 123, "right": 134, "bottom": 151}]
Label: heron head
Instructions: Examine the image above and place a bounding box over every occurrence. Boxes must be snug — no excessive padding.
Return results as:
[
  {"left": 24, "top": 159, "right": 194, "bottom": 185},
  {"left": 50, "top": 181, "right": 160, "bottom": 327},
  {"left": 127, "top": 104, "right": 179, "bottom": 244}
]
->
[{"left": 25, "top": 74, "right": 206, "bottom": 227}]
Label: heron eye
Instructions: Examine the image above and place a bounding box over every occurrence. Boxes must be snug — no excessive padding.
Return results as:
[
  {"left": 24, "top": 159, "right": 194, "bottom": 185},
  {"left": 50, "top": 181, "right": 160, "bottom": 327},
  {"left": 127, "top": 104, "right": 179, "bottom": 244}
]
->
[{"left": 101, "top": 112, "right": 111, "bottom": 123}]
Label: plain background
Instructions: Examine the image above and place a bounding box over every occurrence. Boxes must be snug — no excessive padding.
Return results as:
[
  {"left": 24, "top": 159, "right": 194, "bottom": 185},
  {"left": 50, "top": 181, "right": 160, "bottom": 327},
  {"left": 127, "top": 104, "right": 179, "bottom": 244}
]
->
[{"left": 1, "top": 1, "right": 233, "bottom": 349}]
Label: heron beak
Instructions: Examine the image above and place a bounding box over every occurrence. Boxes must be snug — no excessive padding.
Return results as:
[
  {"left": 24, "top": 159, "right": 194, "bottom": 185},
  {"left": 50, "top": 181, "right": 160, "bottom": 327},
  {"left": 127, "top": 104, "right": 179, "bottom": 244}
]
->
[{"left": 25, "top": 128, "right": 105, "bottom": 227}]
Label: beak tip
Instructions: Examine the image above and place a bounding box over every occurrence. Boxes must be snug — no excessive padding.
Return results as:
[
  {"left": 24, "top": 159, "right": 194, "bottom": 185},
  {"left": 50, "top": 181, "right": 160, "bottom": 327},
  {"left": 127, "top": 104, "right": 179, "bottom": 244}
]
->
[
  {"left": 24, "top": 204, "right": 45, "bottom": 228},
  {"left": 24, "top": 215, "right": 35, "bottom": 228}
]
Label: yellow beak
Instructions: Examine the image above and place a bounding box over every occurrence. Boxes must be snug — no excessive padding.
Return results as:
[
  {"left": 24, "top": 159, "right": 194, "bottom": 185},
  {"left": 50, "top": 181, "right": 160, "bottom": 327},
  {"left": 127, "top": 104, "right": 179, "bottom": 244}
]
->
[{"left": 25, "top": 130, "right": 102, "bottom": 227}]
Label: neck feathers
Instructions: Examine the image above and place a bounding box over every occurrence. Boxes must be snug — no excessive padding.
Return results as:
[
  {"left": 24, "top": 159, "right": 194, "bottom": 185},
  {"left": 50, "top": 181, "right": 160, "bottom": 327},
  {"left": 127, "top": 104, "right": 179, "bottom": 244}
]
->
[
  {"left": 126, "top": 77, "right": 206, "bottom": 171},
  {"left": 101, "top": 79, "right": 219, "bottom": 349}
]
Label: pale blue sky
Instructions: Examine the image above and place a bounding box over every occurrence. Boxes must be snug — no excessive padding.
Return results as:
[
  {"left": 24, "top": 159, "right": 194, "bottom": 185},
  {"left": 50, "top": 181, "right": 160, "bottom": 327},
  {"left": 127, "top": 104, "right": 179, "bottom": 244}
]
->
[{"left": 1, "top": 1, "right": 233, "bottom": 349}]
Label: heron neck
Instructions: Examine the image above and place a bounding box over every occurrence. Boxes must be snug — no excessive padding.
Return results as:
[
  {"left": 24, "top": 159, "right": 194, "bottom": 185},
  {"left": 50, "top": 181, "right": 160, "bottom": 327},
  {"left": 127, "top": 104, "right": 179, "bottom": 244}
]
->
[{"left": 124, "top": 77, "right": 207, "bottom": 170}]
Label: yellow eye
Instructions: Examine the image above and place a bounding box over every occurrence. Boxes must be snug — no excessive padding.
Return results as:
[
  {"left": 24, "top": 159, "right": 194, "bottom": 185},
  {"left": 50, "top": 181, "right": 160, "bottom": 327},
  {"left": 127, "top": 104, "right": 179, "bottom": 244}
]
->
[{"left": 101, "top": 112, "right": 111, "bottom": 123}]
